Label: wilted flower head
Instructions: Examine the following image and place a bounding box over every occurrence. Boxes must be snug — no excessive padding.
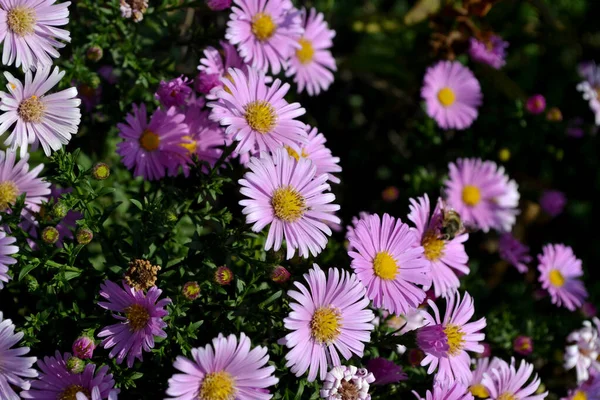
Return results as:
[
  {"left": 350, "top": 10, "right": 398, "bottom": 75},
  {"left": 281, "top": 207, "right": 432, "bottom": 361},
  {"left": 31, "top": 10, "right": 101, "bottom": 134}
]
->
[
  {"left": 124, "top": 259, "right": 161, "bottom": 291},
  {"left": 320, "top": 365, "right": 375, "bottom": 399}
]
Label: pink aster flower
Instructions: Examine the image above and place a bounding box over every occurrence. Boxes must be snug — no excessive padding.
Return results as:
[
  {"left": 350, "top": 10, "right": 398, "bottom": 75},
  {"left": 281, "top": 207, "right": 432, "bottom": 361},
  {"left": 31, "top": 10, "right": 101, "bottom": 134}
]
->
[
  {"left": 498, "top": 233, "right": 531, "bottom": 274},
  {"left": 538, "top": 244, "right": 587, "bottom": 311},
  {"left": 286, "top": 8, "right": 336, "bottom": 96},
  {"left": 469, "top": 357, "right": 503, "bottom": 398},
  {"left": 562, "top": 371, "right": 600, "bottom": 400},
  {"left": 0, "top": 312, "right": 37, "bottom": 399},
  {"left": 282, "top": 265, "right": 375, "bottom": 382},
  {"left": 225, "top": 0, "right": 303, "bottom": 75},
  {"left": 408, "top": 194, "right": 469, "bottom": 297},
  {"left": 238, "top": 149, "right": 340, "bottom": 259},
  {"left": 348, "top": 213, "right": 431, "bottom": 315},
  {"left": 0, "top": 67, "right": 81, "bottom": 157},
  {"left": 482, "top": 358, "right": 547, "bottom": 400},
  {"left": 564, "top": 319, "right": 600, "bottom": 383},
  {"left": 444, "top": 158, "right": 520, "bottom": 233},
  {"left": 116, "top": 104, "right": 190, "bottom": 181},
  {"left": 525, "top": 95, "right": 546, "bottom": 115},
  {"left": 414, "top": 382, "right": 475, "bottom": 400},
  {"left": 417, "top": 291, "right": 487, "bottom": 385},
  {"left": 208, "top": 67, "right": 307, "bottom": 157},
  {"left": 421, "top": 61, "right": 482, "bottom": 130},
  {"left": 345, "top": 211, "right": 371, "bottom": 248},
  {"left": 155, "top": 75, "right": 193, "bottom": 108},
  {"left": 366, "top": 358, "right": 407, "bottom": 385},
  {"left": 320, "top": 365, "right": 375, "bottom": 399},
  {"left": 468, "top": 35, "right": 508, "bottom": 70},
  {"left": 284, "top": 125, "right": 341, "bottom": 183},
  {"left": 97, "top": 280, "right": 171, "bottom": 368},
  {"left": 0, "top": 0, "right": 71, "bottom": 71},
  {"left": 166, "top": 332, "right": 278, "bottom": 400},
  {"left": 197, "top": 41, "right": 245, "bottom": 96},
  {"left": 0, "top": 231, "right": 17, "bottom": 289}
]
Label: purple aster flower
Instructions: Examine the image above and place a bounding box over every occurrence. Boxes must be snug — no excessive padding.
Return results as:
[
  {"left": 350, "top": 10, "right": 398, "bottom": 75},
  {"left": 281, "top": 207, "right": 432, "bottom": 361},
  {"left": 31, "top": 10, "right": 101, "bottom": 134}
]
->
[
  {"left": 206, "top": 0, "right": 232, "bottom": 11},
  {"left": 539, "top": 190, "right": 566, "bottom": 217},
  {"left": 414, "top": 382, "right": 475, "bottom": 400},
  {"left": 0, "top": 231, "right": 17, "bottom": 289},
  {"left": 155, "top": 75, "right": 193, "bottom": 108},
  {"left": 348, "top": 213, "right": 431, "bottom": 315},
  {"left": 238, "top": 149, "right": 340, "bottom": 259},
  {"left": 366, "top": 358, "right": 407, "bottom": 385},
  {"left": 166, "top": 332, "right": 278, "bottom": 400},
  {"left": 97, "top": 280, "right": 171, "bottom": 368},
  {"left": 0, "top": 312, "right": 37, "bottom": 399},
  {"left": 444, "top": 158, "right": 520, "bottom": 233},
  {"left": 408, "top": 194, "right": 470, "bottom": 297},
  {"left": 345, "top": 211, "right": 371, "bottom": 249},
  {"left": 0, "top": 0, "right": 71, "bottom": 71},
  {"left": 282, "top": 265, "right": 375, "bottom": 382},
  {"left": 0, "top": 67, "right": 82, "bottom": 157},
  {"left": 525, "top": 95, "right": 546, "bottom": 115},
  {"left": 538, "top": 244, "right": 588, "bottom": 311},
  {"left": 320, "top": 365, "right": 375, "bottom": 399},
  {"left": 577, "top": 61, "right": 600, "bottom": 125},
  {"left": 482, "top": 358, "right": 547, "bottom": 400},
  {"left": 226, "top": 0, "right": 303, "bottom": 75},
  {"left": 498, "top": 233, "right": 531, "bottom": 274},
  {"left": 564, "top": 319, "right": 600, "bottom": 383},
  {"left": 421, "top": 61, "right": 482, "bottom": 130},
  {"left": 513, "top": 335, "right": 533, "bottom": 356},
  {"left": 116, "top": 104, "right": 191, "bottom": 181},
  {"left": 197, "top": 41, "right": 245, "bottom": 96},
  {"left": 468, "top": 35, "right": 508, "bottom": 69},
  {"left": 417, "top": 291, "right": 487, "bottom": 385},
  {"left": 286, "top": 8, "right": 336, "bottom": 96},
  {"left": 21, "top": 351, "right": 118, "bottom": 400}
]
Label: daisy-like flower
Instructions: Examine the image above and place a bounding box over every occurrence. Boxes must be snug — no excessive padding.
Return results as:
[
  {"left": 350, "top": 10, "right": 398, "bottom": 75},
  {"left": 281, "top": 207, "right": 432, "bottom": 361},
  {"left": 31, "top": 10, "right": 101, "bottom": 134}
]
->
[
  {"left": 538, "top": 244, "right": 588, "bottom": 311},
  {"left": 576, "top": 61, "right": 600, "bottom": 125},
  {"left": 284, "top": 125, "right": 341, "bottom": 183},
  {"left": 97, "top": 280, "right": 171, "bottom": 368},
  {"left": 0, "top": 67, "right": 81, "bottom": 157},
  {"left": 0, "top": 0, "right": 71, "bottom": 71},
  {"left": 282, "top": 265, "right": 375, "bottom": 382},
  {"left": 0, "top": 231, "right": 17, "bottom": 289},
  {"left": 408, "top": 194, "right": 469, "bottom": 297},
  {"left": 498, "top": 234, "right": 531, "bottom": 274},
  {"left": 417, "top": 291, "right": 486, "bottom": 385},
  {"left": 562, "top": 370, "right": 600, "bottom": 400},
  {"left": 468, "top": 35, "right": 508, "bottom": 70},
  {"left": 225, "top": 0, "right": 303, "bottom": 75},
  {"left": 469, "top": 358, "right": 503, "bottom": 398},
  {"left": 348, "top": 213, "right": 431, "bottom": 315},
  {"left": 21, "top": 351, "right": 118, "bottom": 400},
  {"left": 421, "top": 61, "right": 482, "bottom": 130},
  {"left": 166, "top": 332, "right": 278, "bottom": 400},
  {"left": 208, "top": 67, "right": 306, "bottom": 157},
  {"left": 286, "top": 8, "right": 336, "bottom": 96},
  {"left": 0, "top": 312, "right": 37, "bottom": 399},
  {"left": 116, "top": 104, "right": 190, "bottom": 181},
  {"left": 320, "top": 365, "right": 375, "bottom": 399},
  {"left": 482, "top": 358, "right": 548, "bottom": 400},
  {"left": 564, "top": 319, "right": 600, "bottom": 383},
  {"left": 444, "top": 158, "right": 520, "bottom": 233},
  {"left": 155, "top": 75, "right": 193, "bottom": 108},
  {"left": 414, "top": 382, "right": 475, "bottom": 400},
  {"left": 197, "top": 41, "right": 245, "bottom": 96},
  {"left": 238, "top": 149, "right": 340, "bottom": 259},
  {"left": 366, "top": 358, "right": 407, "bottom": 385},
  {"left": 0, "top": 150, "right": 50, "bottom": 216}
]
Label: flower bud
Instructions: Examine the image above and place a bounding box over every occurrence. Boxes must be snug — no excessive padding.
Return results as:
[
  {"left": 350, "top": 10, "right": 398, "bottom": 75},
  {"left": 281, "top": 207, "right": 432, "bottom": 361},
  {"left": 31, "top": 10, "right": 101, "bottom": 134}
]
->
[
  {"left": 66, "top": 356, "right": 85, "bottom": 374},
  {"left": 51, "top": 202, "right": 69, "bottom": 219},
  {"left": 72, "top": 336, "right": 96, "bottom": 360},
  {"left": 271, "top": 266, "right": 291, "bottom": 283},
  {"left": 41, "top": 226, "right": 59, "bottom": 244},
  {"left": 76, "top": 227, "right": 94, "bottom": 245},
  {"left": 513, "top": 335, "right": 533, "bottom": 356},
  {"left": 86, "top": 45, "right": 103, "bottom": 62},
  {"left": 182, "top": 281, "right": 201, "bottom": 300},
  {"left": 92, "top": 163, "right": 110, "bottom": 180},
  {"left": 215, "top": 266, "right": 233, "bottom": 285},
  {"left": 206, "top": 0, "right": 232, "bottom": 11}
]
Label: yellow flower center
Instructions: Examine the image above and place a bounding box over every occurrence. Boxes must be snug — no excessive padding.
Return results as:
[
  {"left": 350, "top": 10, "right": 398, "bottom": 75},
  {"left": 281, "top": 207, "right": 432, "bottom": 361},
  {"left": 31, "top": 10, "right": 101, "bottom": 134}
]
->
[
  {"left": 498, "top": 393, "right": 517, "bottom": 400},
  {"left": 549, "top": 269, "right": 565, "bottom": 287},
  {"left": 59, "top": 385, "right": 90, "bottom": 400},
  {"left": 199, "top": 371, "right": 236, "bottom": 400},
  {"left": 470, "top": 384, "right": 490, "bottom": 399},
  {"left": 244, "top": 100, "right": 276, "bottom": 134},
  {"left": 0, "top": 181, "right": 19, "bottom": 211},
  {"left": 180, "top": 135, "right": 196, "bottom": 155},
  {"left": 373, "top": 251, "right": 399, "bottom": 280},
  {"left": 271, "top": 186, "right": 306, "bottom": 222},
  {"left": 251, "top": 12, "right": 276, "bottom": 41},
  {"left": 139, "top": 129, "right": 160, "bottom": 151},
  {"left": 296, "top": 38, "right": 315, "bottom": 64},
  {"left": 284, "top": 145, "right": 308, "bottom": 161},
  {"left": 573, "top": 391, "right": 588, "bottom": 400},
  {"left": 422, "top": 231, "right": 445, "bottom": 261},
  {"left": 444, "top": 324, "right": 465, "bottom": 356},
  {"left": 311, "top": 306, "right": 342, "bottom": 344},
  {"left": 7, "top": 7, "right": 36, "bottom": 36},
  {"left": 18, "top": 95, "right": 45, "bottom": 123},
  {"left": 437, "top": 87, "right": 456, "bottom": 107},
  {"left": 125, "top": 304, "right": 150, "bottom": 332},
  {"left": 462, "top": 185, "right": 481, "bottom": 207}
]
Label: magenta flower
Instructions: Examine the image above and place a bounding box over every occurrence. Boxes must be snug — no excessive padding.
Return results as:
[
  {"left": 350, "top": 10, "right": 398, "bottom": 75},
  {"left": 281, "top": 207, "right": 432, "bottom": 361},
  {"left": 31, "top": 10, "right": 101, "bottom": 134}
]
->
[
  {"left": 97, "top": 280, "right": 171, "bottom": 368},
  {"left": 206, "top": 0, "right": 232, "bottom": 11},
  {"left": 166, "top": 332, "right": 278, "bottom": 400},
  {"left": 408, "top": 194, "right": 469, "bottom": 297},
  {"left": 155, "top": 75, "right": 193, "bottom": 108},
  {"left": 0, "top": 0, "right": 71, "bottom": 71},
  {"left": 539, "top": 190, "right": 566, "bottom": 217},
  {"left": 348, "top": 213, "right": 431, "bottom": 315},
  {"left": 197, "top": 41, "right": 245, "bottom": 96},
  {"left": 482, "top": 358, "right": 547, "bottom": 400},
  {"left": 320, "top": 365, "right": 375, "bottom": 399},
  {"left": 282, "top": 265, "right": 375, "bottom": 382},
  {"left": 0, "top": 312, "right": 37, "bottom": 399},
  {"left": 538, "top": 244, "right": 587, "bottom": 311},
  {"left": 72, "top": 336, "right": 95, "bottom": 360},
  {"left": 444, "top": 158, "right": 520, "bottom": 233},
  {"left": 525, "top": 95, "right": 546, "bottom": 115},
  {"left": 417, "top": 291, "right": 486, "bottom": 385},
  {"left": 498, "top": 233, "right": 531, "bottom": 274},
  {"left": 513, "top": 335, "right": 533, "bottom": 356},
  {"left": 0, "top": 231, "right": 17, "bottom": 290},
  {"left": 421, "top": 61, "right": 482, "bottom": 130},
  {"left": 226, "top": 0, "right": 303, "bottom": 75},
  {"left": 366, "top": 358, "right": 407, "bottom": 385},
  {"left": 468, "top": 35, "right": 508, "bottom": 69},
  {"left": 284, "top": 125, "right": 341, "bottom": 183},
  {"left": 286, "top": 8, "right": 336, "bottom": 96},
  {"left": 238, "top": 149, "right": 340, "bottom": 259},
  {"left": 415, "top": 382, "right": 475, "bottom": 400}
]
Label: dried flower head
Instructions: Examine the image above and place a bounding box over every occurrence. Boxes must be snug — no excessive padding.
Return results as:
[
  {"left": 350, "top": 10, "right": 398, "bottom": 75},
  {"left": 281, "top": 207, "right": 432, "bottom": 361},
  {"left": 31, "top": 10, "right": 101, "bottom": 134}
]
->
[{"left": 124, "top": 259, "right": 161, "bottom": 291}]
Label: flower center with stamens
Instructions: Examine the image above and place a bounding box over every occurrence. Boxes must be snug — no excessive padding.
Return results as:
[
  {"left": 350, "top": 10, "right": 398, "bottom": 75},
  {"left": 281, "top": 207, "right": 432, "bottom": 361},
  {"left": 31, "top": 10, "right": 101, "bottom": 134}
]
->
[
  {"left": 373, "top": 251, "right": 398, "bottom": 280},
  {"left": 498, "top": 393, "right": 517, "bottom": 400},
  {"left": 18, "top": 95, "right": 45, "bottom": 123},
  {"left": 251, "top": 12, "right": 276, "bottom": 41},
  {"left": 311, "top": 306, "right": 342, "bottom": 344},
  {"left": 443, "top": 324, "right": 465, "bottom": 356},
  {"left": 0, "top": 181, "right": 19, "bottom": 211},
  {"left": 7, "top": 7, "right": 36, "bottom": 36},
  {"left": 139, "top": 129, "right": 160, "bottom": 151},
  {"left": 199, "top": 371, "right": 236, "bottom": 400},
  {"left": 422, "top": 231, "right": 445, "bottom": 261},
  {"left": 549, "top": 269, "right": 565, "bottom": 287},
  {"left": 573, "top": 391, "right": 587, "bottom": 400},
  {"left": 244, "top": 100, "right": 276, "bottom": 134},
  {"left": 296, "top": 38, "right": 315, "bottom": 64},
  {"left": 437, "top": 87, "right": 456, "bottom": 107},
  {"left": 180, "top": 135, "right": 196, "bottom": 155},
  {"left": 470, "top": 384, "right": 490, "bottom": 398},
  {"left": 125, "top": 304, "right": 150, "bottom": 332},
  {"left": 462, "top": 185, "right": 481, "bottom": 207},
  {"left": 338, "top": 380, "right": 360, "bottom": 399},
  {"left": 59, "top": 385, "right": 90, "bottom": 400},
  {"left": 271, "top": 186, "right": 305, "bottom": 222}
]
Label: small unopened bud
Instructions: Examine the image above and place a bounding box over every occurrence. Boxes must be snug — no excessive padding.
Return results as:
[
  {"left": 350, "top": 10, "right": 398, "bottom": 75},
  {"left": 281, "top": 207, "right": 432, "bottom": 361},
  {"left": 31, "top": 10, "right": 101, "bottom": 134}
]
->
[
  {"left": 51, "top": 202, "right": 69, "bottom": 219},
  {"left": 215, "top": 266, "right": 233, "bottom": 285},
  {"left": 86, "top": 45, "right": 103, "bottom": 62},
  {"left": 513, "top": 335, "right": 533, "bottom": 356},
  {"left": 76, "top": 228, "right": 94, "bottom": 245},
  {"left": 66, "top": 356, "right": 85, "bottom": 374},
  {"left": 205, "top": 0, "right": 232, "bottom": 11},
  {"left": 25, "top": 275, "right": 39, "bottom": 291},
  {"left": 41, "top": 226, "right": 59, "bottom": 244},
  {"left": 182, "top": 281, "right": 201, "bottom": 300},
  {"left": 72, "top": 336, "right": 96, "bottom": 359},
  {"left": 92, "top": 163, "right": 110, "bottom": 180},
  {"left": 546, "top": 107, "right": 563, "bottom": 122},
  {"left": 271, "top": 266, "right": 291, "bottom": 283}
]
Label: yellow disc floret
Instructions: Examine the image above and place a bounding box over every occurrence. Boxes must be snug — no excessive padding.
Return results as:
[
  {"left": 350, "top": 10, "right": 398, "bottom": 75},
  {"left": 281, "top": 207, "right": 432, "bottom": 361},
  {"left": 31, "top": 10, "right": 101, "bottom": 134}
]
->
[
  {"left": 311, "top": 306, "right": 342, "bottom": 344},
  {"left": 139, "top": 129, "right": 160, "bottom": 151},
  {"left": 199, "top": 371, "right": 236, "bottom": 400},
  {"left": 462, "top": 185, "right": 482, "bottom": 207},
  {"left": 271, "top": 186, "right": 306, "bottom": 222},
  {"left": 251, "top": 13, "right": 276, "bottom": 41},
  {"left": 373, "top": 251, "right": 399, "bottom": 280},
  {"left": 296, "top": 38, "right": 315, "bottom": 64},
  {"left": 244, "top": 100, "right": 277, "bottom": 134},
  {"left": 7, "top": 7, "right": 36, "bottom": 36},
  {"left": 437, "top": 87, "right": 456, "bottom": 107}
]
